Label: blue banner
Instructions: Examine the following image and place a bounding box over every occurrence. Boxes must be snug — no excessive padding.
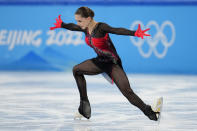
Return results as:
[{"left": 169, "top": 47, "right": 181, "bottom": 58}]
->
[
  {"left": 1, "top": 0, "right": 197, "bottom": 5},
  {"left": 0, "top": 5, "right": 197, "bottom": 74}
]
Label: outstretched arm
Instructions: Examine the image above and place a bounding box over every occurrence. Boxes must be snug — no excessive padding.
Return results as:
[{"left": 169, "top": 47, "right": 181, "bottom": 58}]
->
[
  {"left": 101, "top": 23, "right": 150, "bottom": 39},
  {"left": 61, "top": 23, "right": 84, "bottom": 31},
  {"left": 101, "top": 23, "right": 136, "bottom": 36},
  {"left": 50, "top": 15, "right": 84, "bottom": 32}
]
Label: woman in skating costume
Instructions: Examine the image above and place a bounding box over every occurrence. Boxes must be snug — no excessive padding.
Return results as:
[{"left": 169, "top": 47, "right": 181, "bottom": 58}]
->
[{"left": 50, "top": 7, "right": 160, "bottom": 121}]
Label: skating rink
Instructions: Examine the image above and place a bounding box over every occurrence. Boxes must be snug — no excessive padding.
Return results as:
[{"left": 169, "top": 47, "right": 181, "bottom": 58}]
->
[{"left": 0, "top": 72, "right": 196, "bottom": 131}]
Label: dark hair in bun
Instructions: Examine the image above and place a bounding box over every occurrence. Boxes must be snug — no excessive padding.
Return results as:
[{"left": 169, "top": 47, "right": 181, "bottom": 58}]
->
[{"left": 75, "top": 7, "right": 95, "bottom": 18}]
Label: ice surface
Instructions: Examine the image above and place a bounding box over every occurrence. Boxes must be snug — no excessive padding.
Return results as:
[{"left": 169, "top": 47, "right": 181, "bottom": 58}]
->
[{"left": 0, "top": 72, "right": 197, "bottom": 131}]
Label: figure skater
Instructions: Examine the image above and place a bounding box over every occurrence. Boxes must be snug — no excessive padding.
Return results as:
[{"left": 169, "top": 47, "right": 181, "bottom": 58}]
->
[{"left": 50, "top": 6, "right": 162, "bottom": 121}]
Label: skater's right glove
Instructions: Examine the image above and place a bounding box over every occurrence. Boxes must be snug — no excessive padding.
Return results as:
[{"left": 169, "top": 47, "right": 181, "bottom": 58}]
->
[
  {"left": 134, "top": 24, "right": 150, "bottom": 39},
  {"left": 50, "top": 15, "right": 62, "bottom": 30}
]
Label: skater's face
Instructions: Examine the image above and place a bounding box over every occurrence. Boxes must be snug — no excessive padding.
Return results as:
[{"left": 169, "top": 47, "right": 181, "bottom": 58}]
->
[{"left": 75, "top": 14, "right": 92, "bottom": 29}]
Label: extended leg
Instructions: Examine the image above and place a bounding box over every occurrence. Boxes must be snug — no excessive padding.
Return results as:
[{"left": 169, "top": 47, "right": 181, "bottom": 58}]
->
[{"left": 110, "top": 65, "right": 158, "bottom": 121}]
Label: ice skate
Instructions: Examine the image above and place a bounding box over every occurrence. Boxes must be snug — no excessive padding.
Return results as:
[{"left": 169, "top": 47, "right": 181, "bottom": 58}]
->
[
  {"left": 151, "top": 97, "right": 163, "bottom": 122},
  {"left": 144, "top": 105, "right": 158, "bottom": 121},
  {"left": 74, "top": 99, "right": 91, "bottom": 120},
  {"left": 144, "top": 97, "right": 163, "bottom": 121}
]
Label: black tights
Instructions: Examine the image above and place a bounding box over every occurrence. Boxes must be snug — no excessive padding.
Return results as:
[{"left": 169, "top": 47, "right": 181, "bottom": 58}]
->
[{"left": 73, "top": 58, "right": 147, "bottom": 113}]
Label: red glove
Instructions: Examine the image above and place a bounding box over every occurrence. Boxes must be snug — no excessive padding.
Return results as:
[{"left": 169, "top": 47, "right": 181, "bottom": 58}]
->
[
  {"left": 50, "top": 15, "right": 62, "bottom": 30},
  {"left": 134, "top": 24, "right": 150, "bottom": 39}
]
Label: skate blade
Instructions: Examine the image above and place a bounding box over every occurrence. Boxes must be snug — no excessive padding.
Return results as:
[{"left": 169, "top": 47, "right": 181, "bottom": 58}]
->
[
  {"left": 74, "top": 111, "right": 84, "bottom": 120},
  {"left": 152, "top": 97, "right": 163, "bottom": 122}
]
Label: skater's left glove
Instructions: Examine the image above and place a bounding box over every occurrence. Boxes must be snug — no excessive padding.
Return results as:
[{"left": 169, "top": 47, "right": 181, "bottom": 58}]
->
[
  {"left": 50, "top": 15, "right": 62, "bottom": 30},
  {"left": 134, "top": 24, "right": 150, "bottom": 39}
]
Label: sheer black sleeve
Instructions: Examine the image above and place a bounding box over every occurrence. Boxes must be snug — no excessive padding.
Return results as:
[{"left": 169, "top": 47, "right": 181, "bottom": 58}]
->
[
  {"left": 100, "top": 23, "right": 136, "bottom": 36},
  {"left": 61, "top": 22, "right": 85, "bottom": 32}
]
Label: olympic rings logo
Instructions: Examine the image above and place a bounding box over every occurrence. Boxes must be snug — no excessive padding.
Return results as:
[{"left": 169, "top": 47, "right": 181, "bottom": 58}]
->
[{"left": 130, "top": 20, "right": 176, "bottom": 58}]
